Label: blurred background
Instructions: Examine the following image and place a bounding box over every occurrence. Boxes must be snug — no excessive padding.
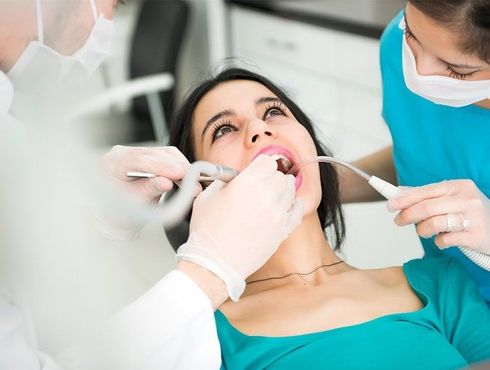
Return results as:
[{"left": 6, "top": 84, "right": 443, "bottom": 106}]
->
[{"left": 81, "top": 0, "right": 422, "bottom": 288}]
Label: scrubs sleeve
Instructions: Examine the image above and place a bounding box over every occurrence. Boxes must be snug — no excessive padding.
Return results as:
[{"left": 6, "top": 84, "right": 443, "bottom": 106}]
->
[{"left": 442, "top": 258, "right": 490, "bottom": 364}]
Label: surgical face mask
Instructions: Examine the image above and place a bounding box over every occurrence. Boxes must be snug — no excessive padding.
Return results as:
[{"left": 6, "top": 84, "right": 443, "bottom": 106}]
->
[
  {"left": 399, "top": 18, "right": 490, "bottom": 107},
  {"left": 7, "top": 0, "right": 113, "bottom": 90}
]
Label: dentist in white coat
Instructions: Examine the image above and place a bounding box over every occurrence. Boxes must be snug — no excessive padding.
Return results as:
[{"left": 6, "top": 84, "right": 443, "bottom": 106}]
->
[{"left": 0, "top": 1, "right": 303, "bottom": 369}]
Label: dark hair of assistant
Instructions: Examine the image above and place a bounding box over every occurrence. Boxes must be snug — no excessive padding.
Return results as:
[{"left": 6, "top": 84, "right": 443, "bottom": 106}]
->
[{"left": 408, "top": 0, "right": 490, "bottom": 63}]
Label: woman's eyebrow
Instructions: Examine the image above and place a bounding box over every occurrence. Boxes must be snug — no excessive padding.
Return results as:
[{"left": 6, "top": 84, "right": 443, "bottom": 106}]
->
[
  {"left": 201, "top": 109, "right": 236, "bottom": 141},
  {"left": 404, "top": 12, "right": 482, "bottom": 70},
  {"left": 255, "top": 96, "right": 281, "bottom": 105}
]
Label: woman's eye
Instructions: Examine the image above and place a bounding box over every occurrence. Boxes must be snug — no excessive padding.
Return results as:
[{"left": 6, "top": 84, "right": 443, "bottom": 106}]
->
[
  {"left": 265, "top": 107, "right": 285, "bottom": 119},
  {"left": 212, "top": 124, "right": 236, "bottom": 142}
]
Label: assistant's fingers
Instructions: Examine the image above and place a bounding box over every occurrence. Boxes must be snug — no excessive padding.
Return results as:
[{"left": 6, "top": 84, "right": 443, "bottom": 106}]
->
[
  {"left": 394, "top": 196, "right": 462, "bottom": 226},
  {"left": 416, "top": 215, "right": 453, "bottom": 238},
  {"left": 387, "top": 181, "right": 453, "bottom": 212},
  {"left": 434, "top": 231, "right": 473, "bottom": 250}
]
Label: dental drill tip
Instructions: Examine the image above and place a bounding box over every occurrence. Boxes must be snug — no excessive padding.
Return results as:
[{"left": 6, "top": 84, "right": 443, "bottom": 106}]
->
[{"left": 127, "top": 171, "right": 156, "bottom": 178}]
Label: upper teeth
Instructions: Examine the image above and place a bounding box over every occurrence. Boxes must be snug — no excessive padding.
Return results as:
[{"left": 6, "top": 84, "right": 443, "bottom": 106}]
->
[{"left": 271, "top": 154, "right": 288, "bottom": 161}]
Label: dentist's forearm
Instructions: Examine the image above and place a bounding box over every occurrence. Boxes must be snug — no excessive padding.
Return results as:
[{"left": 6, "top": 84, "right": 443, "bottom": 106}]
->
[{"left": 340, "top": 146, "right": 397, "bottom": 203}]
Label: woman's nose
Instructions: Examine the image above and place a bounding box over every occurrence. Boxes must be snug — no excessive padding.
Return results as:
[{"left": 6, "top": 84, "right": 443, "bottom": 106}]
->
[{"left": 246, "top": 119, "right": 274, "bottom": 145}]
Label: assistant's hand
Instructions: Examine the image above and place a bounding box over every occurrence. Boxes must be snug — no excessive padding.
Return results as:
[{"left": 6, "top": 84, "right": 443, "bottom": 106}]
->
[
  {"left": 387, "top": 180, "right": 490, "bottom": 254},
  {"left": 176, "top": 155, "right": 304, "bottom": 301},
  {"left": 100, "top": 145, "right": 202, "bottom": 203}
]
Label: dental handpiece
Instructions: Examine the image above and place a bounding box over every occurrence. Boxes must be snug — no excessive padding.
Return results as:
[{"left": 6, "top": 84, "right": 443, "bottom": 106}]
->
[
  {"left": 123, "top": 161, "right": 240, "bottom": 229},
  {"left": 287, "top": 156, "right": 401, "bottom": 200},
  {"left": 127, "top": 163, "right": 239, "bottom": 183}
]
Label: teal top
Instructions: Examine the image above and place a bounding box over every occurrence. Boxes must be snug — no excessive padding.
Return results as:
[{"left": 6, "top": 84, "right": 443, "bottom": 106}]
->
[
  {"left": 380, "top": 11, "right": 490, "bottom": 305},
  {"left": 215, "top": 258, "right": 490, "bottom": 370}
]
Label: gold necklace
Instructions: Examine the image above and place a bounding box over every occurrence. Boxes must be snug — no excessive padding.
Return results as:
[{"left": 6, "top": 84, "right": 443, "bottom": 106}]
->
[{"left": 246, "top": 260, "right": 344, "bottom": 285}]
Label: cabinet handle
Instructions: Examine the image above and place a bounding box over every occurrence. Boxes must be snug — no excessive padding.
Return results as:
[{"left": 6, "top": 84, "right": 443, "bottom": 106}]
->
[{"left": 265, "top": 38, "right": 297, "bottom": 52}]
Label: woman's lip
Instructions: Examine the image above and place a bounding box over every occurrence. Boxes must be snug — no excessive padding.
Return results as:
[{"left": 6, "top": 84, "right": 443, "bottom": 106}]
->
[{"left": 294, "top": 171, "right": 303, "bottom": 190}]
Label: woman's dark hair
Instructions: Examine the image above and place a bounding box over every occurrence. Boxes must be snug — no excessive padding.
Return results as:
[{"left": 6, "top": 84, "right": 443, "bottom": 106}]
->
[
  {"left": 169, "top": 68, "right": 345, "bottom": 250},
  {"left": 408, "top": 0, "right": 490, "bottom": 63}
]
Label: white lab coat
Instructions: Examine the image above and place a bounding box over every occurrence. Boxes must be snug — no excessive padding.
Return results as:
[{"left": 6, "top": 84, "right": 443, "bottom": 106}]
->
[
  {"left": 0, "top": 272, "right": 221, "bottom": 370},
  {"left": 0, "top": 71, "right": 222, "bottom": 370}
]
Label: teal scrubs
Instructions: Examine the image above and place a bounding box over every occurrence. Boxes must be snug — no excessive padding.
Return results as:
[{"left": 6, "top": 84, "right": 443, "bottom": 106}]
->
[
  {"left": 380, "top": 11, "right": 490, "bottom": 304},
  {"left": 215, "top": 258, "right": 490, "bottom": 370}
]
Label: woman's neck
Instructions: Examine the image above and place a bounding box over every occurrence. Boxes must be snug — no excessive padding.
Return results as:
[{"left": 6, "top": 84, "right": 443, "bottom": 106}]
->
[{"left": 245, "top": 213, "right": 342, "bottom": 286}]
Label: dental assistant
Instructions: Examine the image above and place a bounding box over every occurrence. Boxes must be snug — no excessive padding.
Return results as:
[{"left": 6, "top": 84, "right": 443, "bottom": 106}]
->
[
  {"left": 342, "top": 0, "right": 490, "bottom": 304},
  {"left": 0, "top": 1, "right": 303, "bottom": 369}
]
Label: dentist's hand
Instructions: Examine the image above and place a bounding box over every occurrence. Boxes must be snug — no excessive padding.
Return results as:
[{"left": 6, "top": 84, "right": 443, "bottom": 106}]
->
[
  {"left": 387, "top": 180, "right": 490, "bottom": 254},
  {"left": 100, "top": 145, "right": 202, "bottom": 203},
  {"left": 177, "top": 155, "right": 304, "bottom": 302},
  {"left": 97, "top": 145, "right": 202, "bottom": 240}
]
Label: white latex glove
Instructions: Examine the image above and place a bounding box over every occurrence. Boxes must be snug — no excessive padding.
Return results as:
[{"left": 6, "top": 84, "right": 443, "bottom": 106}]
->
[
  {"left": 387, "top": 180, "right": 490, "bottom": 254},
  {"left": 98, "top": 145, "right": 202, "bottom": 240},
  {"left": 176, "top": 155, "right": 304, "bottom": 301},
  {"left": 101, "top": 145, "right": 202, "bottom": 202}
]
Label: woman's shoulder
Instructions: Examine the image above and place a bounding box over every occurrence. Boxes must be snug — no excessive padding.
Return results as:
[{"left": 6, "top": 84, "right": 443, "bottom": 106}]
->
[
  {"left": 403, "top": 257, "right": 483, "bottom": 310},
  {"left": 356, "top": 264, "right": 406, "bottom": 288},
  {"left": 361, "top": 257, "right": 468, "bottom": 297}
]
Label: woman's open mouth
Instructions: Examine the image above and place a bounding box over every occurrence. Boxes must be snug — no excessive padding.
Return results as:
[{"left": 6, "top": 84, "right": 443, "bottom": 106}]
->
[
  {"left": 253, "top": 145, "right": 303, "bottom": 190},
  {"left": 271, "top": 154, "right": 293, "bottom": 174}
]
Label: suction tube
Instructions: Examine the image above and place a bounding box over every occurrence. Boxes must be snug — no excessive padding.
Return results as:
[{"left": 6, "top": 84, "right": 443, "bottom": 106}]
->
[{"left": 288, "top": 156, "right": 490, "bottom": 271}]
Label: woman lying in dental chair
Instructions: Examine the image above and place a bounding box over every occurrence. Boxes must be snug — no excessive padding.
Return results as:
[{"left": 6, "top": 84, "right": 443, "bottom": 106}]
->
[{"left": 169, "top": 68, "right": 490, "bottom": 370}]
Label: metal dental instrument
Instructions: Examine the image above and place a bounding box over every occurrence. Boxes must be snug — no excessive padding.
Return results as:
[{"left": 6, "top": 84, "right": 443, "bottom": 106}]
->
[
  {"left": 287, "top": 156, "right": 401, "bottom": 200},
  {"left": 127, "top": 163, "right": 239, "bottom": 183},
  {"left": 127, "top": 171, "right": 222, "bottom": 183},
  {"left": 124, "top": 161, "right": 239, "bottom": 228}
]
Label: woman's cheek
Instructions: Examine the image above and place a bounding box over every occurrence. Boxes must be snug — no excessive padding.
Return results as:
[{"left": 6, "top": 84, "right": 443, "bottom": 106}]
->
[{"left": 299, "top": 167, "right": 322, "bottom": 217}]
